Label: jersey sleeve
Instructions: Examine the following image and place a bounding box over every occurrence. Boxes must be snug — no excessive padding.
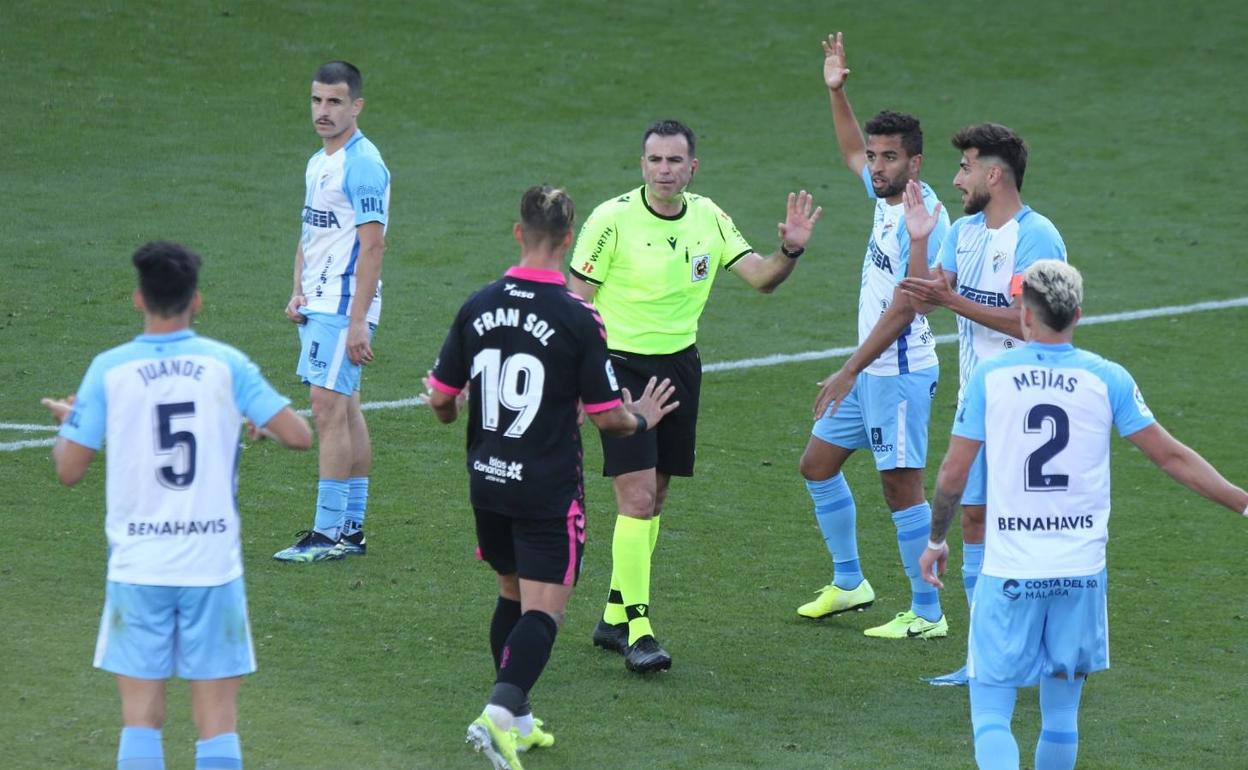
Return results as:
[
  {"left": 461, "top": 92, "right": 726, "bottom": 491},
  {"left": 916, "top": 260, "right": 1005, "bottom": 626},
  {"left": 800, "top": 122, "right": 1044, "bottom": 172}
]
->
[
  {"left": 1104, "top": 362, "right": 1156, "bottom": 438},
  {"left": 938, "top": 220, "right": 961, "bottom": 274},
  {"left": 951, "top": 363, "right": 988, "bottom": 442},
  {"left": 860, "top": 165, "right": 877, "bottom": 200},
  {"left": 569, "top": 205, "right": 616, "bottom": 286},
  {"left": 228, "top": 350, "right": 291, "bottom": 428},
  {"left": 714, "top": 205, "right": 754, "bottom": 271},
  {"left": 59, "top": 356, "right": 108, "bottom": 450},
  {"left": 342, "top": 154, "right": 389, "bottom": 227},
  {"left": 575, "top": 304, "right": 622, "bottom": 413},
  {"left": 429, "top": 304, "right": 472, "bottom": 396},
  {"left": 1014, "top": 216, "right": 1067, "bottom": 272}
]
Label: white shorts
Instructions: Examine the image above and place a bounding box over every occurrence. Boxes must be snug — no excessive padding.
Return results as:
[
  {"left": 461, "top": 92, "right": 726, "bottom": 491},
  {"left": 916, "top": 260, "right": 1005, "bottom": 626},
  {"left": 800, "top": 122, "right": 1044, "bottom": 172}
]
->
[{"left": 94, "top": 577, "right": 256, "bottom": 680}]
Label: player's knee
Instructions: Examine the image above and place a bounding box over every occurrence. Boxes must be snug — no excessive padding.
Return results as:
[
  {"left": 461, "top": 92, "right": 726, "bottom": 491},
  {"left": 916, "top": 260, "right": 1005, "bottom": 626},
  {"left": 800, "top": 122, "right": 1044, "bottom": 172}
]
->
[
  {"left": 880, "top": 471, "right": 924, "bottom": 510},
  {"left": 962, "top": 505, "right": 986, "bottom": 541},
  {"left": 798, "top": 450, "right": 832, "bottom": 481}
]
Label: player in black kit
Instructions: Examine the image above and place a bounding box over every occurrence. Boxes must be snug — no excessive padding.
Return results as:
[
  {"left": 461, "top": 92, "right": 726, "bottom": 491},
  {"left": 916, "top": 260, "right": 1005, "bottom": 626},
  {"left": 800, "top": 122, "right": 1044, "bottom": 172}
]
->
[{"left": 426, "top": 185, "right": 678, "bottom": 769}]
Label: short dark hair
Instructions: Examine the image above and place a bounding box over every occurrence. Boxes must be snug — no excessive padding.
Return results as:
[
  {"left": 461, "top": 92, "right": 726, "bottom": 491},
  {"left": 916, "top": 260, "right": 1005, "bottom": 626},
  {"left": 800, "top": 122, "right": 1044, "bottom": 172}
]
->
[
  {"left": 642, "top": 119, "right": 696, "bottom": 157},
  {"left": 951, "top": 123, "right": 1028, "bottom": 190},
  {"left": 864, "top": 110, "right": 923, "bottom": 156},
  {"left": 132, "top": 241, "right": 201, "bottom": 316},
  {"left": 313, "top": 61, "right": 363, "bottom": 100},
  {"left": 519, "top": 185, "right": 575, "bottom": 244}
]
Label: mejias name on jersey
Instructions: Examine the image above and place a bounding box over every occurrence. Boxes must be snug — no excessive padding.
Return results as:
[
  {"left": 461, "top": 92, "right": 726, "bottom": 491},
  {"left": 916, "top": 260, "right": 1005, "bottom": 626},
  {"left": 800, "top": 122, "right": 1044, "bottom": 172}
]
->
[{"left": 470, "top": 306, "right": 557, "bottom": 346}]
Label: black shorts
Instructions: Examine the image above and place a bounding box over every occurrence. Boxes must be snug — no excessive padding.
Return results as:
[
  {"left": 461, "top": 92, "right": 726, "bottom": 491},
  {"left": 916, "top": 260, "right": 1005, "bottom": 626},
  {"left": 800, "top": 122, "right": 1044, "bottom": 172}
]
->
[
  {"left": 474, "top": 501, "right": 586, "bottom": 586},
  {"left": 601, "top": 344, "right": 701, "bottom": 478}
]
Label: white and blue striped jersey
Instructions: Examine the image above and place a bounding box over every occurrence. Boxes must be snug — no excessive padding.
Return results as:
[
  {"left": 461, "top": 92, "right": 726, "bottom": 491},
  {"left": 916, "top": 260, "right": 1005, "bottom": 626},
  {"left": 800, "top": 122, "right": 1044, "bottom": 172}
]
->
[
  {"left": 59, "top": 330, "right": 290, "bottom": 587},
  {"left": 953, "top": 342, "right": 1155, "bottom": 578},
  {"left": 301, "top": 130, "right": 390, "bottom": 324},
  {"left": 937, "top": 206, "right": 1066, "bottom": 399},
  {"left": 857, "top": 167, "right": 949, "bottom": 376}
]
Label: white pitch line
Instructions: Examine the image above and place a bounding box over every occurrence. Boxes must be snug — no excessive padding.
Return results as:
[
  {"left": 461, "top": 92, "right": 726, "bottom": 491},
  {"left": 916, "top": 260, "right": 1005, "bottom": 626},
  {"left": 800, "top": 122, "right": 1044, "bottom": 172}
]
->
[{"left": 4, "top": 295, "right": 1246, "bottom": 452}]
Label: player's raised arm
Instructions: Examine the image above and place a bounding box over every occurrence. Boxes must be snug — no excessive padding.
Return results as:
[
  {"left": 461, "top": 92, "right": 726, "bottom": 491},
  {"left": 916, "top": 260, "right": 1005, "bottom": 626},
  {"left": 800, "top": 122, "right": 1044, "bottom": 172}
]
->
[
  {"left": 822, "top": 32, "right": 867, "bottom": 176},
  {"left": 731, "top": 191, "right": 823, "bottom": 293},
  {"left": 1126, "top": 423, "right": 1248, "bottom": 515}
]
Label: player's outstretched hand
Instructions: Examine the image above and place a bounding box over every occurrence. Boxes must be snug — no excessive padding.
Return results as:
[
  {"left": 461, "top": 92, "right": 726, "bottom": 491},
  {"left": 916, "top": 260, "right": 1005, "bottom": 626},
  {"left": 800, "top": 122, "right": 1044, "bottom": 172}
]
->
[
  {"left": 622, "top": 376, "right": 680, "bottom": 431},
  {"left": 899, "top": 265, "right": 954, "bottom": 307},
  {"left": 285, "top": 292, "right": 308, "bottom": 324},
  {"left": 40, "top": 395, "right": 75, "bottom": 425},
  {"left": 813, "top": 366, "right": 855, "bottom": 419},
  {"left": 777, "top": 191, "right": 823, "bottom": 252},
  {"left": 822, "top": 32, "right": 851, "bottom": 91},
  {"left": 919, "top": 542, "right": 948, "bottom": 589},
  {"left": 902, "top": 179, "right": 942, "bottom": 242}
]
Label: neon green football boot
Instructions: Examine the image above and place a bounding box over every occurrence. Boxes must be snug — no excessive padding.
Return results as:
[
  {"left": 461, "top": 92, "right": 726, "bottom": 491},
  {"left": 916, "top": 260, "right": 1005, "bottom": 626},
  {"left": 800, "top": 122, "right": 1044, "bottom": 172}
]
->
[
  {"left": 513, "top": 717, "right": 555, "bottom": 753},
  {"left": 863, "top": 610, "right": 948, "bottom": 639},
  {"left": 796, "top": 579, "right": 875, "bottom": 619},
  {"left": 466, "top": 711, "right": 524, "bottom": 770}
]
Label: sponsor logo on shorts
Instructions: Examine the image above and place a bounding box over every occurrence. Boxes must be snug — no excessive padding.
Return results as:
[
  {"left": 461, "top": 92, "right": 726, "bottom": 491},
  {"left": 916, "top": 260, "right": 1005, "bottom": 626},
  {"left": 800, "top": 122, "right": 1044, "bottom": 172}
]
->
[
  {"left": 870, "top": 427, "right": 894, "bottom": 454},
  {"left": 308, "top": 341, "right": 326, "bottom": 369},
  {"left": 1003, "top": 579, "right": 1021, "bottom": 600}
]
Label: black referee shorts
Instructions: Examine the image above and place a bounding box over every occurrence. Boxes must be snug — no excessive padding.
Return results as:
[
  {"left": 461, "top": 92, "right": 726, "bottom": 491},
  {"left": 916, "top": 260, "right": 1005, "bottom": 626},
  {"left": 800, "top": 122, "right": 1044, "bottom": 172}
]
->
[{"left": 601, "top": 344, "right": 701, "bottom": 478}]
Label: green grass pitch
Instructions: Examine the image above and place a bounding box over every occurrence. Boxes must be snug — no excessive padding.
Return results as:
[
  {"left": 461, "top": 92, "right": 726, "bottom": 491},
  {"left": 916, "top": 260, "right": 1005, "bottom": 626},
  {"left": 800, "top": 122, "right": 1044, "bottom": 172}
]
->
[{"left": 3, "top": 1, "right": 1246, "bottom": 768}]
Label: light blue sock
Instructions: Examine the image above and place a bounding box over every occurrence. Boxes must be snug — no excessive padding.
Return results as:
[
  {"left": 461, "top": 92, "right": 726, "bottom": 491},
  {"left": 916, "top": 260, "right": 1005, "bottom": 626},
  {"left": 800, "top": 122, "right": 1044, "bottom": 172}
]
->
[
  {"left": 344, "top": 476, "right": 369, "bottom": 535},
  {"left": 314, "top": 478, "right": 349, "bottom": 540},
  {"left": 118, "top": 726, "right": 164, "bottom": 770},
  {"left": 891, "top": 502, "right": 941, "bottom": 621},
  {"left": 195, "top": 732, "right": 242, "bottom": 769},
  {"left": 1035, "top": 676, "right": 1083, "bottom": 770},
  {"left": 806, "top": 474, "right": 863, "bottom": 590},
  {"left": 970, "top": 680, "right": 1020, "bottom": 770},
  {"left": 962, "top": 542, "right": 985, "bottom": 608}
]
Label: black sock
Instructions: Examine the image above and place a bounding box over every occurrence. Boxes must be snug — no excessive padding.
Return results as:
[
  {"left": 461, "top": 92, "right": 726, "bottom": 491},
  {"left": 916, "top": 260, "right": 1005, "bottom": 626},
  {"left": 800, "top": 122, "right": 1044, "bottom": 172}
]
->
[
  {"left": 490, "top": 596, "right": 523, "bottom": 671},
  {"left": 494, "top": 610, "right": 558, "bottom": 698}
]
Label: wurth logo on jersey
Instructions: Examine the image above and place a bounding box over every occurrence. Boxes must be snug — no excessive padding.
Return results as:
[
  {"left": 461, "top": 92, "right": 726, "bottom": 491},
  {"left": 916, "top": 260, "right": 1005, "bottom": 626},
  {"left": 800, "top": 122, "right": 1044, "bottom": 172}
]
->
[{"left": 303, "top": 206, "right": 341, "bottom": 229}]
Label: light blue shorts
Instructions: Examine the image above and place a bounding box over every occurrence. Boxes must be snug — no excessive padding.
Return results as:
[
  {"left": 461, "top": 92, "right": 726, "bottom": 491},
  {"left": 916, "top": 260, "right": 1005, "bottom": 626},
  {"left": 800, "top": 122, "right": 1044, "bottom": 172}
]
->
[
  {"left": 962, "top": 447, "right": 988, "bottom": 506},
  {"left": 296, "top": 311, "right": 376, "bottom": 396},
  {"left": 967, "top": 568, "right": 1109, "bottom": 687},
  {"left": 811, "top": 366, "right": 938, "bottom": 471},
  {"left": 93, "top": 577, "right": 256, "bottom": 680}
]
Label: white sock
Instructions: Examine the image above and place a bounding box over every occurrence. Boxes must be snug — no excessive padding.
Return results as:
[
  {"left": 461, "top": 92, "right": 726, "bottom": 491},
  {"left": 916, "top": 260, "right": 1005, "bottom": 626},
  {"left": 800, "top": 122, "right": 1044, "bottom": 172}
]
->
[
  {"left": 485, "top": 704, "right": 514, "bottom": 731},
  {"left": 514, "top": 713, "right": 534, "bottom": 736}
]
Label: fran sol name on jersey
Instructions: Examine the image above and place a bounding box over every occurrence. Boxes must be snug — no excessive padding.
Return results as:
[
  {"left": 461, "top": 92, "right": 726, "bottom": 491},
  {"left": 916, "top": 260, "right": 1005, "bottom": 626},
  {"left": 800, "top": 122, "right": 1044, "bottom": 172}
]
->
[{"left": 470, "top": 307, "right": 558, "bottom": 346}]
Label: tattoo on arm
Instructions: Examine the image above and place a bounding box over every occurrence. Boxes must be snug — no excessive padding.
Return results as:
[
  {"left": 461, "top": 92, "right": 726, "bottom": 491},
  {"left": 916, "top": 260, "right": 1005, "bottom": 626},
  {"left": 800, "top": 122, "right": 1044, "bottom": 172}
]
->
[{"left": 930, "top": 486, "right": 961, "bottom": 543}]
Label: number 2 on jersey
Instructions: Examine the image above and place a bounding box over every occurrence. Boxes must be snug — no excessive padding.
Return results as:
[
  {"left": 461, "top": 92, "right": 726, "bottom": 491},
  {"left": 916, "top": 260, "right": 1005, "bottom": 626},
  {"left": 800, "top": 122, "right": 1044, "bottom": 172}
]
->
[
  {"left": 471, "top": 349, "right": 545, "bottom": 438},
  {"left": 1023, "top": 403, "right": 1069, "bottom": 492}
]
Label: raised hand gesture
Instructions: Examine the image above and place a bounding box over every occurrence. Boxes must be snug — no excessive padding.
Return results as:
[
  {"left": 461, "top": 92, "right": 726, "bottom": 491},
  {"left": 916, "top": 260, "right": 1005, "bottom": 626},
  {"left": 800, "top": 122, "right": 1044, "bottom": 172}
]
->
[
  {"left": 902, "top": 179, "right": 942, "bottom": 242},
  {"left": 822, "top": 32, "right": 851, "bottom": 91},
  {"left": 777, "top": 190, "right": 823, "bottom": 252}
]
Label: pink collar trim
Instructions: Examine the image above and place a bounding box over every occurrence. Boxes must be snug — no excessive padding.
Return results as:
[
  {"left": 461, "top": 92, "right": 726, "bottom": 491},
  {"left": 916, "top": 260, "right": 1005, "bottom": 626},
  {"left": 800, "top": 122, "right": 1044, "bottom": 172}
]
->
[{"left": 505, "top": 266, "right": 566, "bottom": 285}]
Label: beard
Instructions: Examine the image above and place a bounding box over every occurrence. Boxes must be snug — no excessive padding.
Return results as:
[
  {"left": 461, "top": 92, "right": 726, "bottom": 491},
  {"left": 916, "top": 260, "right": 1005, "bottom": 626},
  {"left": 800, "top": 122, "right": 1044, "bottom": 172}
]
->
[
  {"left": 873, "top": 176, "right": 907, "bottom": 199},
  {"left": 962, "top": 189, "right": 990, "bottom": 215}
]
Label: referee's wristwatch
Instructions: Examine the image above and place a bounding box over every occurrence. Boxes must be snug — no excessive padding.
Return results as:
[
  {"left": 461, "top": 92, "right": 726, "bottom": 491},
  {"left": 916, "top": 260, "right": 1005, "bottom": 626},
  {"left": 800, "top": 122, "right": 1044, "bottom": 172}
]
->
[{"left": 780, "top": 242, "right": 804, "bottom": 259}]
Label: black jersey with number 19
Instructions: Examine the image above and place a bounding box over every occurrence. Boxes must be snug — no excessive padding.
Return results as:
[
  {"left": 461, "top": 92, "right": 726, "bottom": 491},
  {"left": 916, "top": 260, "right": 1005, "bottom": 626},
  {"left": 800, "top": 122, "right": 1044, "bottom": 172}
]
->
[{"left": 429, "top": 266, "right": 623, "bottom": 519}]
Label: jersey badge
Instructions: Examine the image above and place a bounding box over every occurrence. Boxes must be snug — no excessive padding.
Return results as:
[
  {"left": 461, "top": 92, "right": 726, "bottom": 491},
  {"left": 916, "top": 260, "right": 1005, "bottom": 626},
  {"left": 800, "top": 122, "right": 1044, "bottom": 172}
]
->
[
  {"left": 992, "top": 249, "right": 1008, "bottom": 272},
  {"left": 1132, "top": 385, "right": 1153, "bottom": 418},
  {"left": 691, "top": 254, "right": 710, "bottom": 282},
  {"left": 605, "top": 360, "right": 620, "bottom": 391}
]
